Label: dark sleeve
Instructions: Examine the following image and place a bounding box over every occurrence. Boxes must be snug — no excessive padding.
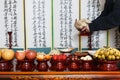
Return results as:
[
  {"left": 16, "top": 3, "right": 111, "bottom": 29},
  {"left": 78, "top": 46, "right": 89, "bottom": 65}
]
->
[{"left": 89, "top": 0, "right": 120, "bottom": 31}]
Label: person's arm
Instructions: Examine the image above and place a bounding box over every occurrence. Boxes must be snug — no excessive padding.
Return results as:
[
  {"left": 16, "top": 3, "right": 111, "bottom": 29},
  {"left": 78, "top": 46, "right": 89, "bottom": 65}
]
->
[
  {"left": 97, "top": 0, "right": 109, "bottom": 18},
  {"left": 89, "top": 0, "right": 120, "bottom": 31}
]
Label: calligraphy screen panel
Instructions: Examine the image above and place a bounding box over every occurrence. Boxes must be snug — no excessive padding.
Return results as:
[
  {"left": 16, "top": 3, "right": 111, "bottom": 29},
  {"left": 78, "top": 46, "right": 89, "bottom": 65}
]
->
[
  {"left": 109, "top": 27, "right": 120, "bottom": 49},
  {"left": 80, "top": 0, "right": 107, "bottom": 50},
  {"left": 53, "top": 0, "right": 79, "bottom": 50},
  {"left": 0, "top": 0, "right": 24, "bottom": 50},
  {"left": 25, "top": 0, "right": 51, "bottom": 53}
]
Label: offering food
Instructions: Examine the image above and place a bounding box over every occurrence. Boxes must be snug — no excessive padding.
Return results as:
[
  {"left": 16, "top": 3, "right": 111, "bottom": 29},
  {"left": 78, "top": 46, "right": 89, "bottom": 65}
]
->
[
  {"left": 1, "top": 48, "right": 15, "bottom": 61},
  {"left": 52, "top": 54, "right": 67, "bottom": 61},
  {"left": 15, "top": 50, "right": 26, "bottom": 61},
  {"left": 94, "top": 46, "right": 120, "bottom": 61},
  {"left": 44, "top": 54, "right": 52, "bottom": 60},
  {"left": 59, "top": 48, "right": 74, "bottom": 53},
  {"left": 15, "top": 50, "right": 37, "bottom": 60},
  {"left": 48, "top": 49, "right": 61, "bottom": 55},
  {"left": 80, "top": 55, "right": 92, "bottom": 60},
  {"left": 25, "top": 50, "right": 37, "bottom": 60},
  {"left": 74, "top": 51, "right": 89, "bottom": 57},
  {"left": 36, "top": 54, "right": 45, "bottom": 61},
  {"left": 36, "top": 52, "right": 51, "bottom": 61}
]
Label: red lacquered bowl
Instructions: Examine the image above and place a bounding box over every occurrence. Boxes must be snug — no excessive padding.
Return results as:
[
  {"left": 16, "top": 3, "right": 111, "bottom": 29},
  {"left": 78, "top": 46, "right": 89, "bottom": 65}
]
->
[
  {"left": 0, "top": 60, "right": 13, "bottom": 71},
  {"left": 98, "top": 60, "right": 120, "bottom": 71}
]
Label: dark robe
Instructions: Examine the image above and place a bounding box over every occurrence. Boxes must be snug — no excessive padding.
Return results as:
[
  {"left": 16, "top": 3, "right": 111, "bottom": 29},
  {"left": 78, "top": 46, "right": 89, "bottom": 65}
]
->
[{"left": 89, "top": 0, "right": 120, "bottom": 31}]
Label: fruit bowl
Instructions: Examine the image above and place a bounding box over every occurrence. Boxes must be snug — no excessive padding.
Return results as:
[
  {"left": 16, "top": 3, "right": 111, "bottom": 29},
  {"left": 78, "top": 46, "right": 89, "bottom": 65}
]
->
[
  {"left": 98, "top": 60, "right": 120, "bottom": 71},
  {"left": 93, "top": 46, "right": 120, "bottom": 61}
]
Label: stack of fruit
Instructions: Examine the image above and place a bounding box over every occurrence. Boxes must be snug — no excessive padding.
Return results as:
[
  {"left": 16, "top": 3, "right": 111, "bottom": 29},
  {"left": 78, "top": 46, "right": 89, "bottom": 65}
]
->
[
  {"left": 15, "top": 50, "right": 37, "bottom": 61},
  {"left": 15, "top": 50, "right": 37, "bottom": 71},
  {"left": 51, "top": 54, "right": 67, "bottom": 61},
  {"left": 0, "top": 48, "right": 15, "bottom": 71},
  {"left": 94, "top": 46, "right": 120, "bottom": 71},
  {"left": 36, "top": 52, "right": 51, "bottom": 61},
  {"left": 50, "top": 54, "right": 67, "bottom": 71},
  {"left": 36, "top": 52, "right": 51, "bottom": 71},
  {"left": 94, "top": 46, "right": 120, "bottom": 61}
]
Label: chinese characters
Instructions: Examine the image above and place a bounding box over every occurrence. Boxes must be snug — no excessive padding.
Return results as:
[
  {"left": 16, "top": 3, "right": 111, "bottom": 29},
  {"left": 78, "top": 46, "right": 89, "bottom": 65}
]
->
[
  {"left": 32, "top": 0, "right": 46, "bottom": 48},
  {"left": 59, "top": 0, "right": 73, "bottom": 48},
  {"left": 4, "top": 0, "right": 18, "bottom": 47}
]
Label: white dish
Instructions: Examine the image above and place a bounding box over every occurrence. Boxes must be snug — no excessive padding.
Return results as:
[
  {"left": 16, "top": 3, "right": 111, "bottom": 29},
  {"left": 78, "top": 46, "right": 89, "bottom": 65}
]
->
[
  {"left": 59, "top": 48, "right": 74, "bottom": 53},
  {"left": 87, "top": 50, "right": 96, "bottom": 56}
]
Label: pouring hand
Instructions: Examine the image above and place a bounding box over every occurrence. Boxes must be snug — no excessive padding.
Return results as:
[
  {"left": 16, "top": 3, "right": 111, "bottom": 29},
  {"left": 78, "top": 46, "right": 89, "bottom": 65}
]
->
[{"left": 74, "top": 19, "right": 90, "bottom": 32}]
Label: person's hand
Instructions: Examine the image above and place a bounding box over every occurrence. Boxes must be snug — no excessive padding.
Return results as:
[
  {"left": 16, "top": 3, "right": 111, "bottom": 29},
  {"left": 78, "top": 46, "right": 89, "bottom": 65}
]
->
[
  {"left": 74, "top": 19, "right": 82, "bottom": 30},
  {"left": 81, "top": 24, "right": 90, "bottom": 32},
  {"left": 74, "top": 19, "right": 91, "bottom": 32},
  {"left": 81, "top": 18, "right": 91, "bottom": 24}
]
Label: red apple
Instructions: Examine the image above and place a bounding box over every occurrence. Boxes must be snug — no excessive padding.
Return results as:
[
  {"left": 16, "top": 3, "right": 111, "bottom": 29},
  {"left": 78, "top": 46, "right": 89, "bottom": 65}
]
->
[
  {"left": 58, "top": 54, "right": 63, "bottom": 60},
  {"left": 62, "top": 54, "right": 67, "bottom": 60},
  {"left": 25, "top": 50, "right": 37, "bottom": 60},
  {"left": 52, "top": 55, "right": 58, "bottom": 61},
  {"left": 15, "top": 50, "right": 26, "bottom": 61}
]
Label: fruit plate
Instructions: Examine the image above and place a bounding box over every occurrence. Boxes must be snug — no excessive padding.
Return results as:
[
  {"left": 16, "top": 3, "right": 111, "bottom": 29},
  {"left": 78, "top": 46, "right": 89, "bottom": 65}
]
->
[{"left": 59, "top": 48, "right": 74, "bottom": 53}]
